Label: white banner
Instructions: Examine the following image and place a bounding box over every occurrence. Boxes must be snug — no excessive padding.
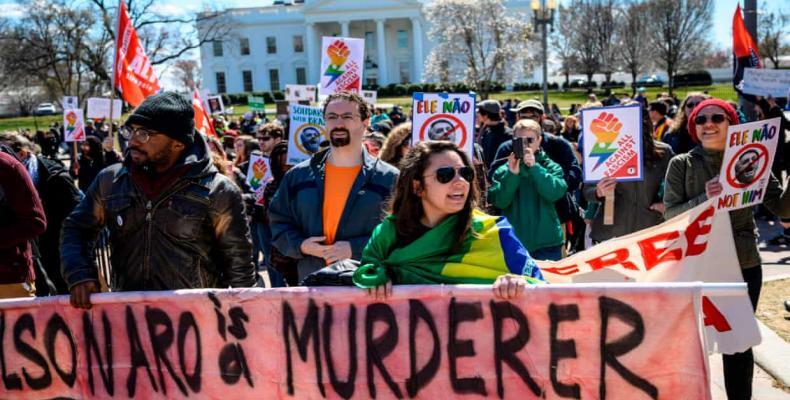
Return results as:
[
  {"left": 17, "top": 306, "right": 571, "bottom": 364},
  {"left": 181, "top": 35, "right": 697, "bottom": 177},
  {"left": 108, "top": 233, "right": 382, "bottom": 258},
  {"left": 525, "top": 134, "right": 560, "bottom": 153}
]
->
[
  {"left": 287, "top": 104, "right": 326, "bottom": 165},
  {"left": 63, "top": 109, "right": 85, "bottom": 142},
  {"left": 740, "top": 68, "right": 790, "bottom": 98},
  {"left": 581, "top": 104, "right": 644, "bottom": 183},
  {"left": 538, "top": 200, "right": 760, "bottom": 354},
  {"left": 284, "top": 84, "right": 317, "bottom": 103},
  {"left": 62, "top": 96, "right": 78, "bottom": 111},
  {"left": 411, "top": 92, "right": 476, "bottom": 156},
  {"left": 319, "top": 37, "right": 363, "bottom": 97},
  {"left": 716, "top": 118, "right": 781, "bottom": 211},
  {"left": 86, "top": 98, "right": 123, "bottom": 120}
]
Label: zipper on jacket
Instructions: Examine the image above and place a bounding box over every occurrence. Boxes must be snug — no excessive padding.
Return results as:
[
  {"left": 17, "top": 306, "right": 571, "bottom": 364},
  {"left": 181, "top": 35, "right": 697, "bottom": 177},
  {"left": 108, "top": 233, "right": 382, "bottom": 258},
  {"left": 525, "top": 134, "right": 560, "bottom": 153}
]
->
[{"left": 144, "top": 200, "right": 153, "bottom": 283}]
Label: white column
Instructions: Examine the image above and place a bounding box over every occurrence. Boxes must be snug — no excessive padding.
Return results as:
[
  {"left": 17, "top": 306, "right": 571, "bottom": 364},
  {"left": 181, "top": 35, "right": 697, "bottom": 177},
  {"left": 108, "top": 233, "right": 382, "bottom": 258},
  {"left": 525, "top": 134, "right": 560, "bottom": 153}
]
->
[
  {"left": 340, "top": 20, "right": 350, "bottom": 38},
  {"left": 411, "top": 17, "right": 424, "bottom": 83},
  {"left": 376, "top": 19, "right": 389, "bottom": 86},
  {"left": 305, "top": 23, "right": 318, "bottom": 83}
]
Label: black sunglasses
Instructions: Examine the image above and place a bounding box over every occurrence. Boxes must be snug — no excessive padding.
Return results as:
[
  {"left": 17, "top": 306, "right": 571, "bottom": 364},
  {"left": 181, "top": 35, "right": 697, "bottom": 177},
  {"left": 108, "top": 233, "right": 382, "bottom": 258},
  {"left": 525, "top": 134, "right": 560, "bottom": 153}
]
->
[
  {"left": 685, "top": 102, "right": 700, "bottom": 109},
  {"left": 694, "top": 114, "right": 727, "bottom": 125},
  {"left": 427, "top": 166, "right": 474, "bottom": 184},
  {"left": 258, "top": 136, "right": 272, "bottom": 142}
]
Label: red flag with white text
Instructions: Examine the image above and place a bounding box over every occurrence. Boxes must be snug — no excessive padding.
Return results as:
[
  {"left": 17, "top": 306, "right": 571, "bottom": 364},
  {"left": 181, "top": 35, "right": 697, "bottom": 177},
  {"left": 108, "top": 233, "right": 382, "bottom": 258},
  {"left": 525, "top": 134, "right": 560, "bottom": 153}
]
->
[
  {"left": 114, "top": 0, "right": 160, "bottom": 106},
  {"left": 193, "top": 90, "right": 218, "bottom": 138}
]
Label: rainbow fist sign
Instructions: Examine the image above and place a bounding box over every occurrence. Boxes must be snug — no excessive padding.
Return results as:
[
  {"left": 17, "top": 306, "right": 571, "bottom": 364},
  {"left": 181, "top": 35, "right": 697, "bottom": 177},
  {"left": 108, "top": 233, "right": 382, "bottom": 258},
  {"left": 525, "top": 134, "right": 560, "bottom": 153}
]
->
[
  {"left": 63, "top": 109, "right": 85, "bottom": 142},
  {"left": 319, "top": 37, "right": 363, "bottom": 97},
  {"left": 581, "top": 105, "right": 643, "bottom": 182}
]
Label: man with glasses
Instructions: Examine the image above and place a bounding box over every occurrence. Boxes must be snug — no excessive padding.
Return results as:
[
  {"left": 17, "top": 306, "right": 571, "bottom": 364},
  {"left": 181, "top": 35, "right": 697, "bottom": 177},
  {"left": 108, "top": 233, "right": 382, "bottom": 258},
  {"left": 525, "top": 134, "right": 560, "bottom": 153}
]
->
[
  {"left": 269, "top": 91, "right": 398, "bottom": 282},
  {"left": 256, "top": 122, "right": 284, "bottom": 156},
  {"left": 62, "top": 92, "right": 256, "bottom": 309}
]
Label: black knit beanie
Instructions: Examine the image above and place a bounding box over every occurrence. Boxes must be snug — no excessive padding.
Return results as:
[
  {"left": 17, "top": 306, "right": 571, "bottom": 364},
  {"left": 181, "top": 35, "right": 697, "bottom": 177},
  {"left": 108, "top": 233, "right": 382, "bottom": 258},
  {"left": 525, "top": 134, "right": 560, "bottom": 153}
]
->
[{"left": 124, "top": 92, "right": 195, "bottom": 144}]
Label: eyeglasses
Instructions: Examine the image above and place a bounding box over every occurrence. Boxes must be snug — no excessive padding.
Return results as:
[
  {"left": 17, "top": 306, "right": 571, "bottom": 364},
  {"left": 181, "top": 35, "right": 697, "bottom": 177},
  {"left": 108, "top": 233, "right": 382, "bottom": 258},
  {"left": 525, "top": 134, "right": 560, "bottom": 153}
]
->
[
  {"left": 693, "top": 114, "right": 727, "bottom": 125},
  {"left": 120, "top": 126, "right": 157, "bottom": 143},
  {"left": 325, "top": 113, "right": 360, "bottom": 122},
  {"left": 425, "top": 166, "right": 474, "bottom": 184},
  {"left": 258, "top": 136, "right": 272, "bottom": 142},
  {"left": 685, "top": 102, "right": 700, "bottom": 110},
  {"left": 519, "top": 110, "right": 541, "bottom": 118}
]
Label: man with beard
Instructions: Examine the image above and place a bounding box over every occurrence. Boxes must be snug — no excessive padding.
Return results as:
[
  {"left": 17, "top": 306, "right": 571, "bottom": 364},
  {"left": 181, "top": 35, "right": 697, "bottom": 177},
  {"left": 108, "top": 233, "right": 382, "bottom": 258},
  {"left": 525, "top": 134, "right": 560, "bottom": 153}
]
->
[
  {"left": 269, "top": 91, "right": 398, "bottom": 281},
  {"left": 61, "top": 92, "right": 256, "bottom": 309}
]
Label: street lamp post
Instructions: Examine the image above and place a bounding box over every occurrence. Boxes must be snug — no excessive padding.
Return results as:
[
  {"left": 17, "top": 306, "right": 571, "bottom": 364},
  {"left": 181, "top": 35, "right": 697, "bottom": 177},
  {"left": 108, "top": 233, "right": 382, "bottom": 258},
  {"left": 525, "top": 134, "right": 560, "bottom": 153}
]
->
[{"left": 531, "top": 0, "right": 556, "bottom": 109}]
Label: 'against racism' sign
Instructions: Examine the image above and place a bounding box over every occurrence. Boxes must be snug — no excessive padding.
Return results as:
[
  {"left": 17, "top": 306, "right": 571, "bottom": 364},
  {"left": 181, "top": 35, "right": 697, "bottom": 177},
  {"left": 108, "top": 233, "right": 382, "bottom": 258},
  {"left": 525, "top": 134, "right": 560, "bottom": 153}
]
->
[
  {"left": 581, "top": 104, "right": 643, "bottom": 182},
  {"left": 287, "top": 104, "right": 326, "bottom": 165},
  {"left": 0, "top": 284, "right": 708, "bottom": 399},
  {"left": 716, "top": 117, "right": 782, "bottom": 211},
  {"left": 319, "top": 37, "right": 363, "bottom": 97},
  {"left": 63, "top": 109, "right": 85, "bottom": 142},
  {"left": 245, "top": 154, "right": 272, "bottom": 206},
  {"left": 412, "top": 92, "right": 476, "bottom": 156}
]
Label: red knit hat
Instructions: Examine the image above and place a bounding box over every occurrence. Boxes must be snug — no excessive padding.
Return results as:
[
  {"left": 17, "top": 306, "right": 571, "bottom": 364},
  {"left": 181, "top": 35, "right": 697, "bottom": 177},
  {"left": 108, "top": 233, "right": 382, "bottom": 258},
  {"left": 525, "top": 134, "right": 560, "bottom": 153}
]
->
[{"left": 687, "top": 99, "right": 739, "bottom": 143}]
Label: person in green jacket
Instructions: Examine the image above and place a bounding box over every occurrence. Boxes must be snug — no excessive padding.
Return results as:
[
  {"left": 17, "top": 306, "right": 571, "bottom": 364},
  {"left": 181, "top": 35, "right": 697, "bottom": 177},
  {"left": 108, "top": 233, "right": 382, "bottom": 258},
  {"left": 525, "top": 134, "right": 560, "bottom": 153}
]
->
[
  {"left": 663, "top": 98, "right": 790, "bottom": 400},
  {"left": 488, "top": 119, "right": 567, "bottom": 260},
  {"left": 352, "top": 141, "right": 544, "bottom": 300}
]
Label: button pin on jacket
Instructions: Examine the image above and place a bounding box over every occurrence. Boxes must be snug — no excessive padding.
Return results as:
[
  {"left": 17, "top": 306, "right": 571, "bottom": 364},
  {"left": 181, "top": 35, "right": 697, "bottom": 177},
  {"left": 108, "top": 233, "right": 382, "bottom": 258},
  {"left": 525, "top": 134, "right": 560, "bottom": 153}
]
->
[{"left": 117, "top": 215, "right": 123, "bottom": 227}]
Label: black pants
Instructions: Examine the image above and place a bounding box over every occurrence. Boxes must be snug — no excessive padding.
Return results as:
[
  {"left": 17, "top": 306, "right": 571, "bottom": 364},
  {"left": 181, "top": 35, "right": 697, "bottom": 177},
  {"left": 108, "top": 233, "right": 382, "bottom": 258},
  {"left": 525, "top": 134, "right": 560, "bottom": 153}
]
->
[{"left": 722, "top": 266, "right": 762, "bottom": 400}]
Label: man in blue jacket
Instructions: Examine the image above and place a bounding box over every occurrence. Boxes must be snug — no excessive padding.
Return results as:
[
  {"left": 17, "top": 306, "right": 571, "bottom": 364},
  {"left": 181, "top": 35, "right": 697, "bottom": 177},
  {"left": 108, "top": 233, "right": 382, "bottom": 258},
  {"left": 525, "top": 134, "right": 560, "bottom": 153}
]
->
[{"left": 269, "top": 92, "right": 398, "bottom": 281}]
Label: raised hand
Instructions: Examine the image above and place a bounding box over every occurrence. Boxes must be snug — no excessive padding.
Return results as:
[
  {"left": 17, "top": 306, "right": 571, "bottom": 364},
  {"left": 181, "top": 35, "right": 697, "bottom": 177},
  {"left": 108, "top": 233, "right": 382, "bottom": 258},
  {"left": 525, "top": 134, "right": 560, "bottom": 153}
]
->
[
  {"left": 327, "top": 40, "right": 350, "bottom": 66},
  {"left": 590, "top": 112, "right": 623, "bottom": 143}
]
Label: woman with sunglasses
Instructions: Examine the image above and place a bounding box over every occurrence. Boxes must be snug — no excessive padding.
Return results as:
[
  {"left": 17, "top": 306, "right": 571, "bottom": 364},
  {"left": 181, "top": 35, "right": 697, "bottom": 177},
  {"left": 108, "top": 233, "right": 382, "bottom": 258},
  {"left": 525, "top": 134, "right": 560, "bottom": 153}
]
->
[
  {"left": 353, "top": 141, "right": 544, "bottom": 300},
  {"left": 663, "top": 98, "right": 790, "bottom": 400},
  {"left": 489, "top": 119, "right": 567, "bottom": 260},
  {"left": 661, "top": 92, "right": 710, "bottom": 154}
]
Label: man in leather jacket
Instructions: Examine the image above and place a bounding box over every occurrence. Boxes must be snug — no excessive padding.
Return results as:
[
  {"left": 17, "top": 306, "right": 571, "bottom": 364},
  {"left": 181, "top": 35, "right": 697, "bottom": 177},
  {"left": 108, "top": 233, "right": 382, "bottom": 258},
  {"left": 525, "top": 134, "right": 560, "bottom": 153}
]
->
[{"left": 62, "top": 92, "right": 256, "bottom": 309}]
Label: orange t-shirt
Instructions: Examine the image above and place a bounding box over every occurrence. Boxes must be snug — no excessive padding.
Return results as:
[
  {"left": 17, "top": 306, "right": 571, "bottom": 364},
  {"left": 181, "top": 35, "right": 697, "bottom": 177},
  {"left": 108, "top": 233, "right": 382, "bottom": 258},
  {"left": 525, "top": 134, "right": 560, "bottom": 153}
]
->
[{"left": 322, "top": 163, "right": 362, "bottom": 245}]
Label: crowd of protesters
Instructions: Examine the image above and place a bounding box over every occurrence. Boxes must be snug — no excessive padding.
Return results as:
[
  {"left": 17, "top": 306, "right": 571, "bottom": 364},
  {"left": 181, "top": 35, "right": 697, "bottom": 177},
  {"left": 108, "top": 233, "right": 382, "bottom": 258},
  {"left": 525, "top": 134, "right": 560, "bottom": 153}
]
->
[{"left": 1, "top": 87, "right": 789, "bottom": 399}]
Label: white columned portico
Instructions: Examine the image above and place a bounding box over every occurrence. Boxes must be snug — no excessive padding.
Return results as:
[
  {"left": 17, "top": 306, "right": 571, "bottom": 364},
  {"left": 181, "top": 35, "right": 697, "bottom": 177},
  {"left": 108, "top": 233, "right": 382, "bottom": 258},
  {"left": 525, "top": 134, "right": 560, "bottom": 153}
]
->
[
  {"left": 411, "top": 17, "right": 424, "bottom": 82},
  {"left": 340, "top": 20, "right": 350, "bottom": 37},
  {"left": 375, "top": 18, "right": 389, "bottom": 86},
  {"left": 305, "top": 23, "right": 318, "bottom": 83}
]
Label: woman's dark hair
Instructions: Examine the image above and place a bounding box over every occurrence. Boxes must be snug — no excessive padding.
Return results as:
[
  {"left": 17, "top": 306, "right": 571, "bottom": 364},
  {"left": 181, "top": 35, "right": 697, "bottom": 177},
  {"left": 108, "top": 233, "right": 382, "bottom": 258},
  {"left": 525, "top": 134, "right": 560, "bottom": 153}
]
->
[
  {"left": 670, "top": 92, "right": 711, "bottom": 133},
  {"left": 387, "top": 141, "right": 479, "bottom": 250},
  {"left": 635, "top": 101, "right": 667, "bottom": 162},
  {"left": 380, "top": 122, "right": 412, "bottom": 167},
  {"left": 83, "top": 136, "right": 103, "bottom": 162}
]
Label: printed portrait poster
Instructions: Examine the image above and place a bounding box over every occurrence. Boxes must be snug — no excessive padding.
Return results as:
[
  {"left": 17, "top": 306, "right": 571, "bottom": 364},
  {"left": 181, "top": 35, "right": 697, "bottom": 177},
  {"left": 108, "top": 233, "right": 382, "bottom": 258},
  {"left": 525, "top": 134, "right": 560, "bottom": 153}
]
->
[
  {"left": 207, "top": 95, "right": 225, "bottom": 114},
  {"left": 362, "top": 89, "right": 377, "bottom": 105},
  {"left": 581, "top": 104, "right": 644, "bottom": 182},
  {"left": 411, "top": 92, "right": 476, "bottom": 156},
  {"left": 319, "top": 37, "right": 364, "bottom": 97},
  {"left": 285, "top": 84, "right": 318, "bottom": 103},
  {"left": 716, "top": 117, "right": 781, "bottom": 211},
  {"left": 62, "top": 96, "right": 78, "bottom": 111},
  {"left": 245, "top": 154, "right": 272, "bottom": 206},
  {"left": 287, "top": 104, "right": 326, "bottom": 165},
  {"left": 63, "top": 109, "right": 85, "bottom": 142}
]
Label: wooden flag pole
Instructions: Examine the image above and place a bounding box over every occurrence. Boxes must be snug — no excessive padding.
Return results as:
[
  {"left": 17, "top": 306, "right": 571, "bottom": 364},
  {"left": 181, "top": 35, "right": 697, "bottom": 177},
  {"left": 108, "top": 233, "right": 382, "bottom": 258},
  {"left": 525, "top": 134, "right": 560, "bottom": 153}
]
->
[{"left": 603, "top": 191, "right": 615, "bottom": 225}]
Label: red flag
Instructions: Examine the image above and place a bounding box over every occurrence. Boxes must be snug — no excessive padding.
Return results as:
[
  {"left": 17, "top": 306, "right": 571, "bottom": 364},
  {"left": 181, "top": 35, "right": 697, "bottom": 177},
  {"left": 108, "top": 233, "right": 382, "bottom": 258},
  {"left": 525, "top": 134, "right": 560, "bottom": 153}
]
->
[
  {"left": 732, "top": 4, "right": 761, "bottom": 95},
  {"left": 113, "top": 0, "right": 160, "bottom": 106},
  {"left": 193, "top": 90, "right": 218, "bottom": 138}
]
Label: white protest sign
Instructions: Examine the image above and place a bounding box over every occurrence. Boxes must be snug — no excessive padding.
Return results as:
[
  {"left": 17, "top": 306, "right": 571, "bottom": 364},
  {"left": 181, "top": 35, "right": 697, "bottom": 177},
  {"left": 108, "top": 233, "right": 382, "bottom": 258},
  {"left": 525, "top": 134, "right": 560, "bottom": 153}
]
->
[
  {"left": 715, "top": 117, "right": 781, "bottom": 211},
  {"left": 245, "top": 154, "right": 272, "bottom": 206},
  {"left": 319, "top": 37, "right": 363, "bottom": 97},
  {"left": 581, "top": 104, "right": 643, "bottom": 182},
  {"left": 63, "top": 109, "right": 85, "bottom": 142},
  {"left": 86, "top": 98, "right": 123, "bottom": 120},
  {"left": 206, "top": 95, "right": 225, "bottom": 114},
  {"left": 411, "top": 92, "right": 476, "bottom": 156},
  {"left": 284, "top": 84, "right": 317, "bottom": 103},
  {"left": 361, "top": 90, "right": 377, "bottom": 105},
  {"left": 62, "top": 96, "right": 78, "bottom": 111},
  {"left": 287, "top": 104, "right": 326, "bottom": 165},
  {"left": 740, "top": 68, "right": 790, "bottom": 98},
  {"left": 538, "top": 199, "right": 760, "bottom": 354}
]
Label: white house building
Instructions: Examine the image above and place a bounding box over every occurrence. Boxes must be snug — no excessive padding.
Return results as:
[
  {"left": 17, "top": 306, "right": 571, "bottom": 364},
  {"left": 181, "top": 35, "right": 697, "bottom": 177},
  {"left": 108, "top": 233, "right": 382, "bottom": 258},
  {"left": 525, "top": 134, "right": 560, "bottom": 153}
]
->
[{"left": 198, "top": 0, "right": 530, "bottom": 94}]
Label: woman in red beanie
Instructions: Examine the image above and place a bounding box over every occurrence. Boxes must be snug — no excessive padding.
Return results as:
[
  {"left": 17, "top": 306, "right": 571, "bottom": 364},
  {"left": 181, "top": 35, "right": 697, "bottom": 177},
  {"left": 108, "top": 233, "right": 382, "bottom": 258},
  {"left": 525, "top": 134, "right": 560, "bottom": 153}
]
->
[{"left": 663, "top": 98, "right": 790, "bottom": 399}]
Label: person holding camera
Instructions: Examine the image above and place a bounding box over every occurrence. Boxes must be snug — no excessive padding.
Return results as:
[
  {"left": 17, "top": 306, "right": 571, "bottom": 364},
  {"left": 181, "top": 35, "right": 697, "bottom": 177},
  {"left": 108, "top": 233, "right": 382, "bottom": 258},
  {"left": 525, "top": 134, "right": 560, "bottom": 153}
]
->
[{"left": 488, "top": 119, "right": 567, "bottom": 261}]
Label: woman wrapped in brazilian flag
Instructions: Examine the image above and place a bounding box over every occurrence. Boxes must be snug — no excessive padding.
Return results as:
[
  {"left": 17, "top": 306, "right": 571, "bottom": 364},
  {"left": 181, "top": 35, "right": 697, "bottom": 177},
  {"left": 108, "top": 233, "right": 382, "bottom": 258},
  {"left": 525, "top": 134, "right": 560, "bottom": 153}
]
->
[{"left": 353, "top": 141, "right": 544, "bottom": 300}]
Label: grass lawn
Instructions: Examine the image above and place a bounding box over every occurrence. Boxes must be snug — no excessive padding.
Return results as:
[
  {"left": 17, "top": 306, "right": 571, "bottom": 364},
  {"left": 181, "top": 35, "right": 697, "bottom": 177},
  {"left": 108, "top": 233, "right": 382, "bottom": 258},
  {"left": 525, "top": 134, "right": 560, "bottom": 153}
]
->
[
  {"left": 756, "top": 278, "right": 790, "bottom": 343},
  {"left": 0, "top": 83, "right": 737, "bottom": 132}
]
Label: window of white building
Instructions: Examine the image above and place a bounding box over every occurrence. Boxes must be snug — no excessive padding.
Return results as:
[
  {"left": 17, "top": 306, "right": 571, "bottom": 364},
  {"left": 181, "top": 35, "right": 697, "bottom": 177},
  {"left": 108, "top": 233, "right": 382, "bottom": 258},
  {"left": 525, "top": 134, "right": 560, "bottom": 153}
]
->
[
  {"left": 242, "top": 70, "right": 253, "bottom": 92},
  {"left": 267, "top": 37, "right": 277, "bottom": 54},
  {"left": 295, "top": 67, "right": 306, "bottom": 85},
  {"left": 397, "top": 30, "right": 408, "bottom": 49},
  {"left": 293, "top": 36, "right": 304, "bottom": 53},
  {"left": 216, "top": 72, "right": 226, "bottom": 93},
  {"left": 269, "top": 69, "right": 280, "bottom": 91},
  {"left": 213, "top": 41, "right": 223, "bottom": 57},
  {"left": 240, "top": 38, "right": 250, "bottom": 56}
]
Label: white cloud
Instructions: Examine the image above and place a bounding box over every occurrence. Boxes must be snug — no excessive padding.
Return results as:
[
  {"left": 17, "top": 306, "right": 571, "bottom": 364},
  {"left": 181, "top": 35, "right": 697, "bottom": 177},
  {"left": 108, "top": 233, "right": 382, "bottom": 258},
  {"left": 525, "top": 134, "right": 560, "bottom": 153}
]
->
[
  {"left": 150, "top": 3, "right": 202, "bottom": 16},
  {"left": 0, "top": 3, "right": 27, "bottom": 18}
]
